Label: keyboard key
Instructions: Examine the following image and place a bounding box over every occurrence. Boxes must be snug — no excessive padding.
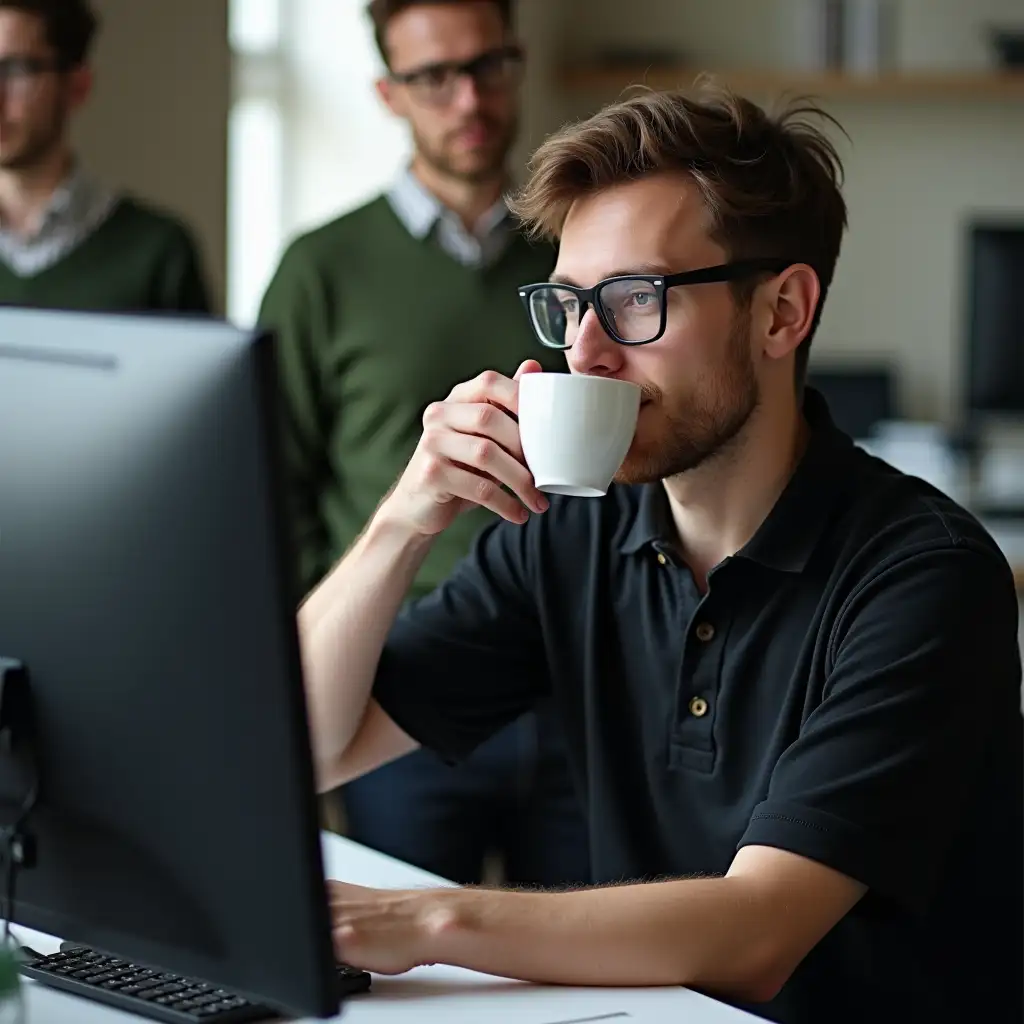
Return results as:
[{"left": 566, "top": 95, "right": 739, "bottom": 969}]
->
[{"left": 22, "top": 941, "right": 371, "bottom": 1022}]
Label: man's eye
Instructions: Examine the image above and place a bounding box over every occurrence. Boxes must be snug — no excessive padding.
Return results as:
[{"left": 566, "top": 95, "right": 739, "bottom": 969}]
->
[
  {"left": 417, "top": 67, "right": 451, "bottom": 89},
  {"left": 0, "top": 58, "right": 32, "bottom": 77},
  {"left": 470, "top": 53, "right": 502, "bottom": 77}
]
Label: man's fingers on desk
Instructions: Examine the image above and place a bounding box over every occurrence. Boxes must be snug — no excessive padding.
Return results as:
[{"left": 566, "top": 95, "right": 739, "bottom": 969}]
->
[
  {"left": 327, "top": 881, "right": 443, "bottom": 976},
  {"left": 327, "top": 880, "right": 375, "bottom": 901}
]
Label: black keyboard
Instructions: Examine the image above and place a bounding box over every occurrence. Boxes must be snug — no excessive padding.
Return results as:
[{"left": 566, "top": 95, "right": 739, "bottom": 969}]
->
[{"left": 20, "top": 945, "right": 371, "bottom": 1022}]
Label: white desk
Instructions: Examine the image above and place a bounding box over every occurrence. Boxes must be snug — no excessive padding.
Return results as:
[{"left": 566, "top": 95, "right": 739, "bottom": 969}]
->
[{"left": 16, "top": 833, "right": 761, "bottom": 1024}]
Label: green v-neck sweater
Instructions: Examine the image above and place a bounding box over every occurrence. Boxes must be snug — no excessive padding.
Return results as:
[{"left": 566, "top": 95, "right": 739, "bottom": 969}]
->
[
  {"left": 0, "top": 197, "right": 211, "bottom": 314},
  {"left": 258, "top": 195, "right": 564, "bottom": 600}
]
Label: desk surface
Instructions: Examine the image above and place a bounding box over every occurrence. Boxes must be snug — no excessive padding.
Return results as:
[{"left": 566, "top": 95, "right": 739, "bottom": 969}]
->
[{"left": 17, "top": 833, "right": 760, "bottom": 1024}]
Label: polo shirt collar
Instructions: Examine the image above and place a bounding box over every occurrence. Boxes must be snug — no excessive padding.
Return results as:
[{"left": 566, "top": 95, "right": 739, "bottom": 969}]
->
[
  {"left": 617, "top": 388, "right": 854, "bottom": 574},
  {"left": 618, "top": 483, "right": 674, "bottom": 556}
]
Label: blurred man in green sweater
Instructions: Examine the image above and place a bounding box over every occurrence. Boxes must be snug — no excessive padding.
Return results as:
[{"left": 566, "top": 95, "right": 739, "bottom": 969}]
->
[
  {"left": 259, "top": 0, "right": 589, "bottom": 886},
  {"left": 0, "top": 0, "right": 211, "bottom": 312}
]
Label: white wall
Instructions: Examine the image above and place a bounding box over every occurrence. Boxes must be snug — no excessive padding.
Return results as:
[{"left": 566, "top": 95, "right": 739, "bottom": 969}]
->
[
  {"left": 553, "top": 0, "right": 1024, "bottom": 422},
  {"left": 74, "top": 0, "right": 230, "bottom": 310}
]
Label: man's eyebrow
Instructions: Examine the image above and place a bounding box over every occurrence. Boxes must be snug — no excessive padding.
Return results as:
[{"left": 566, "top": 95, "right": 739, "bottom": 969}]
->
[{"left": 549, "top": 264, "right": 676, "bottom": 287}]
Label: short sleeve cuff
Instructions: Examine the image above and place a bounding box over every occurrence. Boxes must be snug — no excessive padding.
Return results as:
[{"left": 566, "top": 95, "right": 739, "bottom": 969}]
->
[
  {"left": 739, "top": 799, "right": 931, "bottom": 913},
  {"left": 372, "top": 678, "right": 479, "bottom": 767}
]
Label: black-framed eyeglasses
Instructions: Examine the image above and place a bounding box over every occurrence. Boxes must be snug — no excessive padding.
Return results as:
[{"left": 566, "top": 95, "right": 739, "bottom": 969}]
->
[
  {"left": 0, "top": 56, "right": 67, "bottom": 96},
  {"left": 389, "top": 45, "right": 524, "bottom": 107},
  {"left": 518, "top": 259, "right": 791, "bottom": 349}
]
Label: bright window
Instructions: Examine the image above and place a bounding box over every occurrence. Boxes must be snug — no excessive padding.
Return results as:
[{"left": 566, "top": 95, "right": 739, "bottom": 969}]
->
[
  {"left": 227, "top": 97, "right": 284, "bottom": 327},
  {"left": 227, "top": 0, "right": 285, "bottom": 326},
  {"left": 229, "top": 0, "right": 281, "bottom": 56},
  {"left": 227, "top": 0, "right": 411, "bottom": 326}
]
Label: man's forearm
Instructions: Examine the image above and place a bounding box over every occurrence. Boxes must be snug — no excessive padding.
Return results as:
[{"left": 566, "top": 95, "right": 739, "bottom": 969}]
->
[
  {"left": 297, "top": 507, "right": 433, "bottom": 787},
  {"left": 425, "top": 878, "right": 786, "bottom": 1002}
]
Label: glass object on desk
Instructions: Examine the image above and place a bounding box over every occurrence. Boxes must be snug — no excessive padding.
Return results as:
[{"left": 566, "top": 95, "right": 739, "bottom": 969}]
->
[{"left": 0, "top": 946, "right": 23, "bottom": 1024}]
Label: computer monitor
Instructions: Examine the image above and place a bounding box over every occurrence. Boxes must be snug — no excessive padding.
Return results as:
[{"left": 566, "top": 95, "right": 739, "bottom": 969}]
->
[
  {"left": 806, "top": 364, "right": 896, "bottom": 440},
  {"left": 0, "top": 307, "right": 338, "bottom": 1018},
  {"left": 964, "top": 221, "right": 1024, "bottom": 416}
]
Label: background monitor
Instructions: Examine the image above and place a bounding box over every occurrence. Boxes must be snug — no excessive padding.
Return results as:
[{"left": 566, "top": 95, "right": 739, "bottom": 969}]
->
[
  {"left": 807, "top": 364, "right": 896, "bottom": 439},
  {"left": 964, "top": 221, "right": 1024, "bottom": 417},
  {"left": 0, "top": 307, "right": 338, "bottom": 1018}
]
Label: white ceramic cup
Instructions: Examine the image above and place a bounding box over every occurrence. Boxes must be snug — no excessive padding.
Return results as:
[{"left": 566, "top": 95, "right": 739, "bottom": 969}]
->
[{"left": 517, "top": 373, "right": 642, "bottom": 498}]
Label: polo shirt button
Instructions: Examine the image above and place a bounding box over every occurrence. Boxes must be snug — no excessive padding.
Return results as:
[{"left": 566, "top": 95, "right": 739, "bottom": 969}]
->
[
  {"left": 689, "top": 696, "right": 709, "bottom": 717},
  {"left": 695, "top": 622, "right": 715, "bottom": 642},
  {"left": 657, "top": 552, "right": 668, "bottom": 566}
]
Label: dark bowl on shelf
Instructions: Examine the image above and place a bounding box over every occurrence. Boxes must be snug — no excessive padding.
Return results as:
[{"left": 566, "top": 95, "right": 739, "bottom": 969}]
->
[{"left": 991, "top": 27, "right": 1024, "bottom": 69}]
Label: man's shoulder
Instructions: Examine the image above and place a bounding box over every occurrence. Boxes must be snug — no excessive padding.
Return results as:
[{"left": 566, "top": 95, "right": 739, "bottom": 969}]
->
[
  {"left": 107, "top": 196, "right": 199, "bottom": 250},
  {"left": 832, "top": 443, "right": 1012, "bottom": 587}
]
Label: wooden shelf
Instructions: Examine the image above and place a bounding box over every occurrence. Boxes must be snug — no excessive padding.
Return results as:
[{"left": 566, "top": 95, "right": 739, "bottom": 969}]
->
[{"left": 560, "top": 66, "right": 1024, "bottom": 100}]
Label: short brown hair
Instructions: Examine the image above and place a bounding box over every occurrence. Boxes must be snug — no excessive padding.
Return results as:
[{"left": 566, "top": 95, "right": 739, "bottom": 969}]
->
[
  {"left": 511, "top": 84, "right": 848, "bottom": 385},
  {"left": 0, "top": 0, "right": 98, "bottom": 67},
  {"left": 367, "top": 0, "right": 514, "bottom": 68}
]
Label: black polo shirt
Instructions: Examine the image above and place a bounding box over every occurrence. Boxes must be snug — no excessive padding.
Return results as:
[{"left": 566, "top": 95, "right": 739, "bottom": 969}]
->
[{"left": 373, "top": 391, "right": 1023, "bottom": 1024}]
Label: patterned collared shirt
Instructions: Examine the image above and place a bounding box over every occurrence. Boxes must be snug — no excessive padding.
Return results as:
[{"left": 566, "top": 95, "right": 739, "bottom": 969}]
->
[
  {"left": 0, "top": 164, "right": 118, "bottom": 277},
  {"left": 386, "top": 168, "right": 511, "bottom": 268}
]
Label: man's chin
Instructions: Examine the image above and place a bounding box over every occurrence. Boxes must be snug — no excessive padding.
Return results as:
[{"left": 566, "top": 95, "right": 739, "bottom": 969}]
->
[
  {"left": 0, "top": 138, "right": 53, "bottom": 172},
  {"left": 613, "top": 448, "right": 667, "bottom": 487},
  {"left": 447, "top": 156, "right": 506, "bottom": 184},
  {"left": 0, "top": 146, "right": 26, "bottom": 169}
]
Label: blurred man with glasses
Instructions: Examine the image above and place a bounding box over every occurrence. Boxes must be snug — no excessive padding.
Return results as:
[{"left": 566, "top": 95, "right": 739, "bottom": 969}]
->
[
  {"left": 258, "top": 0, "right": 589, "bottom": 889},
  {"left": 0, "top": 0, "right": 211, "bottom": 312}
]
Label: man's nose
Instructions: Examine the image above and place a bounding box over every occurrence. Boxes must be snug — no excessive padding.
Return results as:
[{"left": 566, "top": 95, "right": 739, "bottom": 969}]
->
[
  {"left": 449, "top": 73, "right": 483, "bottom": 115},
  {"left": 566, "top": 308, "right": 625, "bottom": 378}
]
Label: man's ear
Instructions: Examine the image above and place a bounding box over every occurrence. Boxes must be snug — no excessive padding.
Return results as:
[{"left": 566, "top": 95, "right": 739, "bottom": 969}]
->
[
  {"left": 376, "top": 77, "right": 404, "bottom": 118},
  {"left": 762, "top": 264, "right": 820, "bottom": 363},
  {"left": 67, "top": 65, "right": 93, "bottom": 110}
]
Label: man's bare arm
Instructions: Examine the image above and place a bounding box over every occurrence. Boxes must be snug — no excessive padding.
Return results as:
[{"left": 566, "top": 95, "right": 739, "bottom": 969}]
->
[
  {"left": 330, "top": 845, "right": 866, "bottom": 1002},
  {"left": 298, "top": 515, "right": 432, "bottom": 792},
  {"left": 297, "top": 364, "right": 548, "bottom": 793}
]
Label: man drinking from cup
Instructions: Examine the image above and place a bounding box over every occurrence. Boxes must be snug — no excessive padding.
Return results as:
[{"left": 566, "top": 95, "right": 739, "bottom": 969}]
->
[{"left": 295, "top": 85, "right": 1023, "bottom": 1024}]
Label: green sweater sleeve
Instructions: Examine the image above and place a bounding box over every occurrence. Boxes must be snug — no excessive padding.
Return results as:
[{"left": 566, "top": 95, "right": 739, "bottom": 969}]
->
[
  {"left": 153, "top": 221, "right": 213, "bottom": 314},
  {"left": 258, "top": 240, "right": 333, "bottom": 602}
]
